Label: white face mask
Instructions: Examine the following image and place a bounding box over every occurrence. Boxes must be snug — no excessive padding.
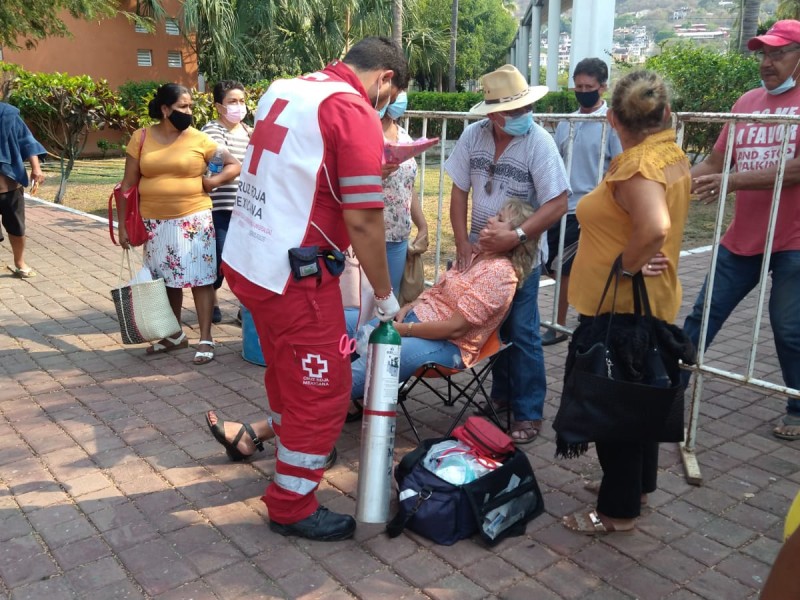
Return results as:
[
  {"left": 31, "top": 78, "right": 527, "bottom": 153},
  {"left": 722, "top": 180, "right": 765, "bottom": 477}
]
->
[{"left": 223, "top": 104, "right": 247, "bottom": 123}]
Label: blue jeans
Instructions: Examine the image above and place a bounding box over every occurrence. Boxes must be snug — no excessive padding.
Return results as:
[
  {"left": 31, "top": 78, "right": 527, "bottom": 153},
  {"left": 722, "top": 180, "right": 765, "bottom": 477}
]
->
[
  {"left": 491, "top": 265, "right": 547, "bottom": 421},
  {"left": 386, "top": 239, "right": 408, "bottom": 297},
  {"left": 212, "top": 210, "right": 232, "bottom": 290},
  {"left": 683, "top": 246, "right": 800, "bottom": 417},
  {"left": 350, "top": 311, "right": 464, "bottom": 399}
]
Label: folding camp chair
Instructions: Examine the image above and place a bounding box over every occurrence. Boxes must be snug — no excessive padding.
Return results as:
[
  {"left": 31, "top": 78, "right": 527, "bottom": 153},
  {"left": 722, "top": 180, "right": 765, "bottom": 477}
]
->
[{"left": 396, "top": 326, "right": 512, "bottom": 443}]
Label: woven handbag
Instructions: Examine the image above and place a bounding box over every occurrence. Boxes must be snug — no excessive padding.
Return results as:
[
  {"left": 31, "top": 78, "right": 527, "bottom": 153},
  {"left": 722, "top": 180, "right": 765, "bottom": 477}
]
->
[{"left": 111, "top": 250, "right": 180, "bottom": 345}]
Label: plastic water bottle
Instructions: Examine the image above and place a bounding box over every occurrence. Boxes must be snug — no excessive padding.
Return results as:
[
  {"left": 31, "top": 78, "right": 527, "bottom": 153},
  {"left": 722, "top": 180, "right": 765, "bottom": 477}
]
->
[
  {"left": 356, "top": 320, "right": 402, "bottom": 523},
  {"left": 205, "top": 147, "right": 224, "bottom": 177}
]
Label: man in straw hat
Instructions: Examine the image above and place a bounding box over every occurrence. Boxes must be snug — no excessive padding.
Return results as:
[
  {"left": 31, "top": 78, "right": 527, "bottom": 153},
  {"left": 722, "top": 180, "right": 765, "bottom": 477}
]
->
[
  {"left": 444, "top": 64, "right": 570, "bottom": 443},
  {"left": 685, "top": 20, "right": 800, "bottom": 441}
]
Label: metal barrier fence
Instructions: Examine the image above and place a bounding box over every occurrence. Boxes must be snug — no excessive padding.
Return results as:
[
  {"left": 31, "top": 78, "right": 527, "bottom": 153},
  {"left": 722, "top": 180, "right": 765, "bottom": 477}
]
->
[{"left": 400, "top": 108, "right": 800, "bottom": 484}]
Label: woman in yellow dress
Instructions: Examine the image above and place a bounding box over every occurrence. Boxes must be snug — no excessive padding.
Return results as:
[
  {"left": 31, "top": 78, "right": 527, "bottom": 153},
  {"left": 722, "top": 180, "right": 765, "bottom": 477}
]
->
[
  {"left": 560, "top": 70, "right": 691, "bottom": 534},
  {"left": 118, "top": 83, "right": 240, "bottom": 364}
]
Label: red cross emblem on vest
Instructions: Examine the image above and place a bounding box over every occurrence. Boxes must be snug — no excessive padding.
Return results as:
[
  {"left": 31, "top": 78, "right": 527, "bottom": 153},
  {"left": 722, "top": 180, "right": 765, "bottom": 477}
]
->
[{"left": 247, "top": 98, "right": 289, "bottom": 175}]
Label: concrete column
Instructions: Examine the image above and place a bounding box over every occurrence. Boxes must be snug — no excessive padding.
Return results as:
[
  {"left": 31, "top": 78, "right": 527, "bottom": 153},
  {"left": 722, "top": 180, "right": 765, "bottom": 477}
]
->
[
  {"left": 530, "top": 4, "right": 542, "bottom": 85},
  {"left": 519, "top": 22, "right": 530, "bottom": 77},
  {"left": 546, "top": 0, "right": 561, "bottom": 90},
  {"left": 569, "top": 0, "right": 616, "bottom": 86}
]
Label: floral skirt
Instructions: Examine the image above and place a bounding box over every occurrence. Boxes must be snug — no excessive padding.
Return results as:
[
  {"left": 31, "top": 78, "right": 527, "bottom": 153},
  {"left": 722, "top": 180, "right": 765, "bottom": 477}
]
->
[{"left": 143, "top": 210, "right": 216, "bottom": 288}]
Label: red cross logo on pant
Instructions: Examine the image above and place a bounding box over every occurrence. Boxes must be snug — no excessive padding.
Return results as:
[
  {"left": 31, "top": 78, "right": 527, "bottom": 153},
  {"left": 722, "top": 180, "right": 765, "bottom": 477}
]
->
[
  {"left": 247, "top": 98, "right": 289, "bottom": 175},
  {"left": 302, "top": 354, "right": 329, "bottom": 379}
]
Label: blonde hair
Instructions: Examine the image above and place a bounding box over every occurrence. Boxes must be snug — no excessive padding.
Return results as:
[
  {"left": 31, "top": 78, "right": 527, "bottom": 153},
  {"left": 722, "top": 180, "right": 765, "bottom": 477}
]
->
[
  {"left": 499, "top": 198, "right": 538, "bottom": 288},
  {"left": 610, "top": 70, "right": 671, "bottom": 134}
]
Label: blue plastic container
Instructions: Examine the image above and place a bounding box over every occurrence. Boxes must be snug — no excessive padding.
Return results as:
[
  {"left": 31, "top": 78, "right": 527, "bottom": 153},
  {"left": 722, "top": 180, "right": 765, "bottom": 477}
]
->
[{"left": 241, "top": 306, "right": 266, "bottom": 367}]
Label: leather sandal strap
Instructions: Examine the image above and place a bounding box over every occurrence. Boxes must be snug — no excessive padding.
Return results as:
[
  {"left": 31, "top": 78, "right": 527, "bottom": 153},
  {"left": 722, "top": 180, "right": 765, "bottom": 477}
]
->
[{"left": 243, "top": 422, "right": 265, "bottom": 452}]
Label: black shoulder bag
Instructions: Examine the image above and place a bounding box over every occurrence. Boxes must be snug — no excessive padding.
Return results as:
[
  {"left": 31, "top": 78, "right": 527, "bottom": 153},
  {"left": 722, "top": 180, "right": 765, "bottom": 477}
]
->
[{"left": 553, "top": 257, "right": 696, "bottom": 458}]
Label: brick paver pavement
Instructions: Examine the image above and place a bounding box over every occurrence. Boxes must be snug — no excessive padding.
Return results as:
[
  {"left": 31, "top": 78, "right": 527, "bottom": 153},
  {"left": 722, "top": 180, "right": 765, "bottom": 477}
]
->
[{"left": 1, "top": 199, "right": 797, "bottom": 599}]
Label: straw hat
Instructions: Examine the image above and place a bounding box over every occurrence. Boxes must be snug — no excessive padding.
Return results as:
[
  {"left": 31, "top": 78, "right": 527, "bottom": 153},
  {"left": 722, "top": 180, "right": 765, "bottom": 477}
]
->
[{"left": 470, "top": 64, "right": 549, "bottom": 115}]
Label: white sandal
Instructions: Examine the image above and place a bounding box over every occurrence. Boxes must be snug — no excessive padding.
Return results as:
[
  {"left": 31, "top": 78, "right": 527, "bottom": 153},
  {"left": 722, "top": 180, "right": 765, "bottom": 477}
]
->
[
  {"left": 146, "top": 332, "right": 188, "bottom": 355},
  {"left": 193, "top": 340, "right": 216, "bottom": 365}
]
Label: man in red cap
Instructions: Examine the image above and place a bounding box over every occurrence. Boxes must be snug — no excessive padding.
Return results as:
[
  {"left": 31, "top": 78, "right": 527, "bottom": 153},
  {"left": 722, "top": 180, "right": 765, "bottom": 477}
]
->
[{"left": 685, "top": 20, "right": 800, "bottom": 440}]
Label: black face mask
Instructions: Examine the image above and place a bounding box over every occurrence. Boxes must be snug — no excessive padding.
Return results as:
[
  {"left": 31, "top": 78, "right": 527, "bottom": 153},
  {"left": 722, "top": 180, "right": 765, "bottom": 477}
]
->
[
  {"left": 575, "top": 89, "right": 601, "bottom": 109},
  {"left": 167, "top": 110, "right": 193, "bottom": 131}
]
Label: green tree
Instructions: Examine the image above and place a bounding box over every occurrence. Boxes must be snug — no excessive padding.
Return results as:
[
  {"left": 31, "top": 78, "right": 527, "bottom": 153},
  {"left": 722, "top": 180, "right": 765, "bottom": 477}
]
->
[
  {"left": 455, "top": 0, "right": 517, "bottom": 84},
  {"left": 645, "top": 42, "right": 761, "bottom": 162},
  {"left": 0, "top": 0, "right": 116, "bottom": 49},
  {"left": 776, "top": 0, "right": 800, "bottom": 18},
  {"left": 413, "top": 0, "right": 515, "bottom": 90},
  {"left": 2, "top": 64, "right": 132, "bottom": 203}
]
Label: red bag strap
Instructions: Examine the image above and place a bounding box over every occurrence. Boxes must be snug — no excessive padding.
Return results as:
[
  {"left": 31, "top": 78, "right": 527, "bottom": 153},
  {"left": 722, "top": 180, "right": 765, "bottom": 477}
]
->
[
  {"left": 108, "top": 190, "right": 118, "bottom": 245},
  {"left": 109, "top": 128, "right": 147, "bottom": 246}
]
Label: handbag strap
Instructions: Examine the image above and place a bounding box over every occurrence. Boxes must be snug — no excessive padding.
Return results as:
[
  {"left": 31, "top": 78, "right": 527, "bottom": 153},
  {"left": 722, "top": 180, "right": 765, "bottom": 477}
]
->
[
  {"left": 386, "top": 487, "right": 433, "bottom": 538},
  {"left": 593, "top": 255, "right": 659, "bottom": 350},
  {"left": 117, "top": 248, "right": 135, "bottom": 288},
  {"left": 108, "top": 190, "right": 118, "bottom": 245}
]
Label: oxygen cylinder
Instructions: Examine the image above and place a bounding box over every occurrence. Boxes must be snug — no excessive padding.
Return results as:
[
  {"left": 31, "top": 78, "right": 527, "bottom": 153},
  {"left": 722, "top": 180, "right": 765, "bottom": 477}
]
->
[{"left": 355, "top": 320, "right": 402, "bottom": 523}]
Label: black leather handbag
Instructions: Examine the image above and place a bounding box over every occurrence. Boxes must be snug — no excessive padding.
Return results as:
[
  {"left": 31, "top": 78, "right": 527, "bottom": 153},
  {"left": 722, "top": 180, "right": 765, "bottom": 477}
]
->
[{"left": 553, "top": 258, "right": 696, "bottom": 458}]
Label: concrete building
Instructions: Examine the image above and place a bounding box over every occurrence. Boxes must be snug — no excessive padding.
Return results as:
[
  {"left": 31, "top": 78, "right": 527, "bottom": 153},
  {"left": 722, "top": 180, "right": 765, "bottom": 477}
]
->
[
  {"left": 511, "top": 0, "right": 616, "bottom": 90},
  {"left": 1, "top": 0, "right": 197, "bottom": 90}
]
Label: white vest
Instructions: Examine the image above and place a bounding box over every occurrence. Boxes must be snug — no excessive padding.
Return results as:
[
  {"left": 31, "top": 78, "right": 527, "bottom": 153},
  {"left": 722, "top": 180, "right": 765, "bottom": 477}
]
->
[{"left": 223, "top": 74, "right": 359, "bottom": 293}]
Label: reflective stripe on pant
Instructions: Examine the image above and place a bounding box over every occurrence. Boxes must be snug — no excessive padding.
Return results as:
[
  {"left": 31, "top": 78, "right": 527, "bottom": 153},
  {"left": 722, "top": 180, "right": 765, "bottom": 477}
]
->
[{"left": 224, "top": 263, "right": 351, "bottom": 524}]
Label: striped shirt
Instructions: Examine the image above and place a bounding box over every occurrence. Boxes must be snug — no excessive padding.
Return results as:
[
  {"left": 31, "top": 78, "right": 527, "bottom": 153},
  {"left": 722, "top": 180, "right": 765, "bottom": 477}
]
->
[
  {"left": 200, "top": 120, "right": 251, "bottom": 211},
  {"left": 444, "top": 119, "right": 570, "bottom": 264}
]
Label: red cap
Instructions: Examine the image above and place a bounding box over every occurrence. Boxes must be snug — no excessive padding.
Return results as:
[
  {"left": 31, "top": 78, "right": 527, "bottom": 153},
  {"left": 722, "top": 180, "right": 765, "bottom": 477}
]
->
[{"left": 748, "top": 20, "right": 800, "bottom": 50}]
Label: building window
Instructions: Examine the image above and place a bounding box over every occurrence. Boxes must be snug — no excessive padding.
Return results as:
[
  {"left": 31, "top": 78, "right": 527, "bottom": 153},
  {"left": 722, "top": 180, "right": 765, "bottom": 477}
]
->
[
  {"left": 165, "top": 19, "right": 180, "bottom": 35},
  {"left": 135, "top": 22, "right": 148, "bottom": 33},
  {"left": 167, "top": 51, "right": 183, "bottom": 68},
  {"left": 137, "top": 50, "right": 153, "bottom": 67}
]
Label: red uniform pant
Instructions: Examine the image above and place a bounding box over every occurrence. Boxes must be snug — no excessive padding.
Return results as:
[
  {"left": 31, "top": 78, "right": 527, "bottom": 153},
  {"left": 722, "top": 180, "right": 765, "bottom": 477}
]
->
[{"left": 225, "top": 265, "right": 351, "bottom": 524}]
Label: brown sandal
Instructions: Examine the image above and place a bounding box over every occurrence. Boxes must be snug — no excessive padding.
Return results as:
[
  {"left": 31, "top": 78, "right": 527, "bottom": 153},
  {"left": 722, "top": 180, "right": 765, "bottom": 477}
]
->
[
  {"left": 562, "top": 510, "right": 635, "bottom": 535},
  {"left": 510, "top": 419, "right": 542, "bottom": 444}
]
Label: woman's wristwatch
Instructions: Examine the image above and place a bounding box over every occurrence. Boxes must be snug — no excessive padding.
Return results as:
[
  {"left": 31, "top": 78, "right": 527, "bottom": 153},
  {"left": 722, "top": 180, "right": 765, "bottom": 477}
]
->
[{"left": 515, "top": 227, "right": 528, "bottom": 244}]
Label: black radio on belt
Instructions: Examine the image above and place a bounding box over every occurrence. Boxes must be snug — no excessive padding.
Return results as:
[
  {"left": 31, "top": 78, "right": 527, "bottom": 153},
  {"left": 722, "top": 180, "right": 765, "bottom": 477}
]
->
[
  {"left": 288, "top": 246, "right": 346, "bottom": 280},
  {"left": 288, "top": 246, "right": 321, "bottom": 280}
]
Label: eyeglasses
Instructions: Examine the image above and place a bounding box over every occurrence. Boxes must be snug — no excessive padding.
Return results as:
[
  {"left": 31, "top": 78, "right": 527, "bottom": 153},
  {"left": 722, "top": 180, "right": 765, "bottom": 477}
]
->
[
  {"left": 754, "top": 46, "right": 800, "bottom": 61},
  {"left": 484, "top": 163, "right": 496, "bottom": 194}
]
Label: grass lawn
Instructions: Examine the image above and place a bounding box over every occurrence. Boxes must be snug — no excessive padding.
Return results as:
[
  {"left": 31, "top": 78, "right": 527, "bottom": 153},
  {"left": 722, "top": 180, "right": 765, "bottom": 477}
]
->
[{"left": 36, "top": 156, "right": 733, "bottom": 278}]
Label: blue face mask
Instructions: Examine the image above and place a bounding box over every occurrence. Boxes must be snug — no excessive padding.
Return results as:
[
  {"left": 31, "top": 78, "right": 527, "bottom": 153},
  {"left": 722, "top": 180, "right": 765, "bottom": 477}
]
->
[
  {"left": 763, "top": 74, "right": 797, "bottom": 95},
  {"left": 501, "top": 112, "right": 533, "bottom": 136},
  {"left": 387, "top": 92, "right": 408, "bottom": 120},
  {"left": 762, "top": 57, "right": 800, "bottom": 95},
  {"left": 377, "top": 103, "right": 389, "bottom": 118}
]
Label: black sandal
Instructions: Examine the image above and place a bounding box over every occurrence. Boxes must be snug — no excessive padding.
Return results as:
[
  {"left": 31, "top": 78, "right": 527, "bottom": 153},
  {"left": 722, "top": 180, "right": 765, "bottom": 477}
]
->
[{"left": 206, "top": 412, "right": 265, "bottom": 461}]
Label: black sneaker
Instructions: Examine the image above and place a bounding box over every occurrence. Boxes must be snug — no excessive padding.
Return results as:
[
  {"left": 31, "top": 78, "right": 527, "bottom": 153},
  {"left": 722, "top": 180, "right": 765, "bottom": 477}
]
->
[
  {"left": 269, "top": 507, "right": 355, "bottom": 541},
  {"left": 323, "top": 447, "right": 337, "bottom": 470},
  {"left": 541, "top": 329, "right": 568, "bottom": 346},
  {"left": 212, "top": 306, "right": 222, "bottom": 324}
]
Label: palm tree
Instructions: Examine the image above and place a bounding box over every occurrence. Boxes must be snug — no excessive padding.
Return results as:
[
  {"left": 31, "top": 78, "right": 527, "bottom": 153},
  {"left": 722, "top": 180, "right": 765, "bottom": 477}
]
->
[
  {"left": 448, "top": 0, "right": 458, "bottom": 91},
  {"left": 735, "top": 0, "right": 762, "bottom": 53},
  {"left": 392, "top": 0, "right": 403, "bottom": 45},
  {"left": 776, "top": 0, "right": 800, "bottom": 19}
]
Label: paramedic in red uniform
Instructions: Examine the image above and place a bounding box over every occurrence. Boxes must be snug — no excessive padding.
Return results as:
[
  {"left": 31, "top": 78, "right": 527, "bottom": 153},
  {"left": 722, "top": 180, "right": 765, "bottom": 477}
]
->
[{"left": 220, "top": 37, "right": 408, "bottom": 541}]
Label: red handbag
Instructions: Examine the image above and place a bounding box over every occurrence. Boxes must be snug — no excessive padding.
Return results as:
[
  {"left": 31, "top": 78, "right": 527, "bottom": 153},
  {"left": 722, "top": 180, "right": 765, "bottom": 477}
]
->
[
  {"left": 452, "top": 416, "right": 515, "bottom": 460},
  {"left": 109, "top": 129, "right": 149, "bottom": 247}
]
